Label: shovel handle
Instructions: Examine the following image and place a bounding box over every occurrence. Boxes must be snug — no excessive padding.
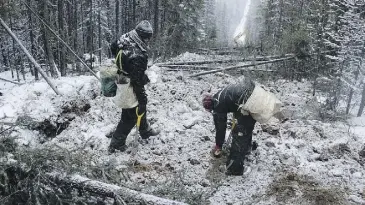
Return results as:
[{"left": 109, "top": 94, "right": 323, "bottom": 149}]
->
[
  {"left": 136, "top": 107, "right": 145, "bottom": 128},
  {"left": 231, "top": 118, "right": 236, "bottom": 130}
]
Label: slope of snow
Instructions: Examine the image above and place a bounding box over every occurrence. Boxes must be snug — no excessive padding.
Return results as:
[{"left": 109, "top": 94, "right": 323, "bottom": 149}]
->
[{"left": 1, "top": 57, "right": 365, "bottom": 204}]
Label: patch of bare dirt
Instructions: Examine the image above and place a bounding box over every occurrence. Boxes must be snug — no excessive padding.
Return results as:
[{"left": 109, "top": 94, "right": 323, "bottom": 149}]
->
[{"left": 267, "top": 173, "right": 347, "bottom": 205}]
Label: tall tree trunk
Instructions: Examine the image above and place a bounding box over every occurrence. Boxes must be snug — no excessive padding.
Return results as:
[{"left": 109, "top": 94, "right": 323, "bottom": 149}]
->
[
  {"left": 126, "top": 0, "right": 130, "bottom": 31},
  {"left": 21, "top": 57, "right": 26, "bottom": 81},
  {"left": 27, "top": 0, "right": 39, "bottom": 80},
  {"left": 58, "top": 0, "right": 66, "bottom": 76},
  {"left": 10, "top": 16, "right": 20, "bottom": 82},
  {"left": 6, "top": 0, "right": 13, "bottom": 77},
  {"left": 66, "top": 0, "right": 73, "bottom": 71},
  {"left": 73, "top": 0, "right": 81, "bottom": 71},
  {"left": 152, "top": 0, "right": 159, "bottom": 60},
  {"left": 357, "top": 83, "right": 365, "bottom": 117},
  {"left": 0, "top": 37, "right": 9, "bottom": 71},
  {"left": 346, "top": 70, "right": 359, "bottom": 114},
  {"left": 89, "top": 0, "right": 94, "bottom": 69},
  {"left": 106, "top": 0, "right": 112, "bottom": 58},
  {"left": 86, "top": 0, "right": 93, "bottom": 69},
  {"left": 38, "top": 0, "right": 58, "bottom": 77},
  {"left": 332, "top": 60, "right": 345, "bottom": 111},
  {"left": 7, "top": 47, "right": 13, "bottom": 77},
  {"left": 67, "top": 1, "right": 72, "bottom": 38},
  {"left": 147, "top": 0, "right": 152, "bottom": 19},
  {"left": 161, "top": 3, "right": 165, "bottom": 33},
  {"left": 81, "top": 2, "right": 86, "bottom": 53},
  {"left": 115, "top": 0, "right": 119, "bottom": 38},
  {"left": 98, "top": 1, "right": 102, "bottom": 64},
  {"left": 153, "top": 0, "right": 159, "bottom": 37},
  {"left": 132, "top": 0, "right": 136, "bottom": 26}
]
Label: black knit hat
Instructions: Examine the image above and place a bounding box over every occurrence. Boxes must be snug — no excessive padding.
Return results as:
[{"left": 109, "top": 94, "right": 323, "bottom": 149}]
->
[{"left": 135, "top": 20, "right": 153, "bottom": 40}]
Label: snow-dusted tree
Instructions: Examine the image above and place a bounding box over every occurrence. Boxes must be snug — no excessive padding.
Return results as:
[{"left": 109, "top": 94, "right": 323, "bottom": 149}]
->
[
  {"left": 260, "top": 0, "right": 312, "bottom": 56},
  {"left": 261, "top": 0, "right": 365, "bottom": 115},
  {"left": 316, "top": 0, "right": 365, "bottom": 114},
  {"left": 201, "top": 0, "right": 217, "bottom": 47},
  {"left": 214, "top": 1, "right": 229, "bottom": 47},
  {"left": 0, "top": 0, "right": 239, "bottom": 77},
  {"left": 158, "top": 0, "right": 205, "bottom": 57}
]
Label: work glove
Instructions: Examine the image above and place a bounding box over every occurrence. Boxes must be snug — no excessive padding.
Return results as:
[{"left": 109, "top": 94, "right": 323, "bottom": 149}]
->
[
  {"left": 211, "top": 145, "right": 222, "bottom": 158},
  {"left": 137, "top": 104, "right": 146, "bottom": 115},
  {"left": 116, "top": 74, "right": 129, "bottom": 84}
]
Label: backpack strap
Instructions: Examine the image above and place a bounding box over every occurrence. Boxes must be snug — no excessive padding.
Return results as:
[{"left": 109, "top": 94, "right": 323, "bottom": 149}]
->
[{"left": 115, "top": 49, "right": 128, "bottom": 75}]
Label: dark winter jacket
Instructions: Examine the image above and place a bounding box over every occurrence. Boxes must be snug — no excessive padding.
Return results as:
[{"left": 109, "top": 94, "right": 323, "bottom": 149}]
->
[
  {"left": 110, "top": 30, "right": 150, "bottom": 105},
  {"left": 212, "top": 79, "right": 255, "bottom": 148}
]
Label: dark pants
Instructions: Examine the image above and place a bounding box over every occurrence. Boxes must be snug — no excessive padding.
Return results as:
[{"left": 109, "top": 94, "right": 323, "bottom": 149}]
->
[
  {"left": 109, "top": 106, "right": 149, "bottom": 149},
  {"left": 226, "top": 113, "right": 256, "bottom": 175}
]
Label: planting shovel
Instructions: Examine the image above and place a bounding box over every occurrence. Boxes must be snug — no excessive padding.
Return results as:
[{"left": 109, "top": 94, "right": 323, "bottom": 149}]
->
[
  {"left": 222, "top": 117, "right": 236, "bottom": 152},
  {"left": 130, "top": 107, "right": 144, "bottom": 156}
]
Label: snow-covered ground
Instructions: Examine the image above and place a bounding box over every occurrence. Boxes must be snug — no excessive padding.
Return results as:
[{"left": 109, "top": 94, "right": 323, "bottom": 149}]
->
[{"left": 1, "top": 54, "right": 365, "bottom": 204}]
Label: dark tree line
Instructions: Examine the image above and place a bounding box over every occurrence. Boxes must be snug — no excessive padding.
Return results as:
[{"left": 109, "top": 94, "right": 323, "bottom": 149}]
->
[
  {"left": 1, "top": 0, "right": 365, "bottom": 116},
  {"left": 256, "top": 0, "right": 365, "bottom": 116},
  {"left": 0, "top": 0, "right": 218, "bottom": 78}
]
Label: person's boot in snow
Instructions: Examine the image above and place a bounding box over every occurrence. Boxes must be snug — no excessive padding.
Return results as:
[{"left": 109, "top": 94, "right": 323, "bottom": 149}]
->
[
  {"left": 108, "top": 134, "right": 128, "bottom": 153},
  {"left": 211, "top": 145, "right": 223, "bottom": 158},
  {"left": 108, "top": 144, "right": 127, "bottom": 153},
  {"left": 140, "top": 127, "right": 160, "bottom": 139},
  {"left": 225, "top": 159, "right": 244, "bottom": 176}
]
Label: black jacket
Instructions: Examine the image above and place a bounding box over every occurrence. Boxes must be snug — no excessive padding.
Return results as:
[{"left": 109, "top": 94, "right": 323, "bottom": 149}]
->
[
  {"left": 110, "top": 31, "right": 149, "bottom": 105},
  {"left": 212, "top": 79, "right": 255, "bottom": 147}
]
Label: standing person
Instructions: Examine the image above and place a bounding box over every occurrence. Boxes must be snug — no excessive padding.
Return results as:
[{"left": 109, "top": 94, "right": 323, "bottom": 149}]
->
[
  {"left": 108, "top": 20, "right": 159, "bottom": 153},
  {"left": 202, "top": 79, "right": 284, "bottom": 175}
]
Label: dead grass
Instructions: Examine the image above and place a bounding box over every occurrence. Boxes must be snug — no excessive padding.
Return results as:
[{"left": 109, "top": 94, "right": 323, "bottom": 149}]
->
[
  {"left": 151, "top": 170, "right": 208, "bottom": 205},
  {"left": 267, "top": 173, "right": 347, "bottom": 205},
  {"left": 205, "top": 156, "right": 227, "bottom": 185}
]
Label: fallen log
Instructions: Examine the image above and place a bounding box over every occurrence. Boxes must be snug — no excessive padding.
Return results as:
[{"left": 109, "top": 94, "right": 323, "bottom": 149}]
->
[
  {"left": 161, "top": 65, "right": 213, "bottom": 70},
  {"left": 47, "top": 173, "right": 188, "bottom": 205},
  {"left": 197, "top": 47, "right": 239, "bottom": 51},
  {"left": 240, "top": 68, "right": 276, "bottom": 72},
  {"left": 0, "top": 122, "right": 16, "bottom": 126},
  {"left": 0, "top": 77, "right": 24, "bottom": 85},
  {"left": 214, "top": 51, "right": 242, "bottom": 55},
  {"left": 155, "top": 54, "right": 294, "bottom": 66},
  {"left": 189, "top": 56, "right": 294, "bottom": 77},
  {"left": 167, "top": 67, "right": 276, "bottom": 72},
  {"left": 155, "top": 59, "right": 242, "bottom": 66},
  {"left": 200, "top": 46, "right": 241, "bottom": 51},
  {"left": 195, "top": 48, "right": 242, "bottom": 55}
]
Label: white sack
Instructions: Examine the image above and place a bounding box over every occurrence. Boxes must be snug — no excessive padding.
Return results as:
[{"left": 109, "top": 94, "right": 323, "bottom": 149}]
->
[
  {"left": 114, "top": 77, "right": 138, "bottom": 109},
  {"left": 241, "top": 85, "right": 282, "bottom": 123}
]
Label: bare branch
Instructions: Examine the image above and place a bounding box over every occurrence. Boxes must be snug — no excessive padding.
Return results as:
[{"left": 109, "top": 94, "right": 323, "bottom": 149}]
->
[{"left": 0, "top": 77, "right": 24, "bottom": 85}]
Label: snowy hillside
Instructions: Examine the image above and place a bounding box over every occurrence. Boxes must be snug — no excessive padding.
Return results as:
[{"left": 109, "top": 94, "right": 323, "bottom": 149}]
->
[{"left": 1, "top": 54, "right": 365, "bottom": 205}]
